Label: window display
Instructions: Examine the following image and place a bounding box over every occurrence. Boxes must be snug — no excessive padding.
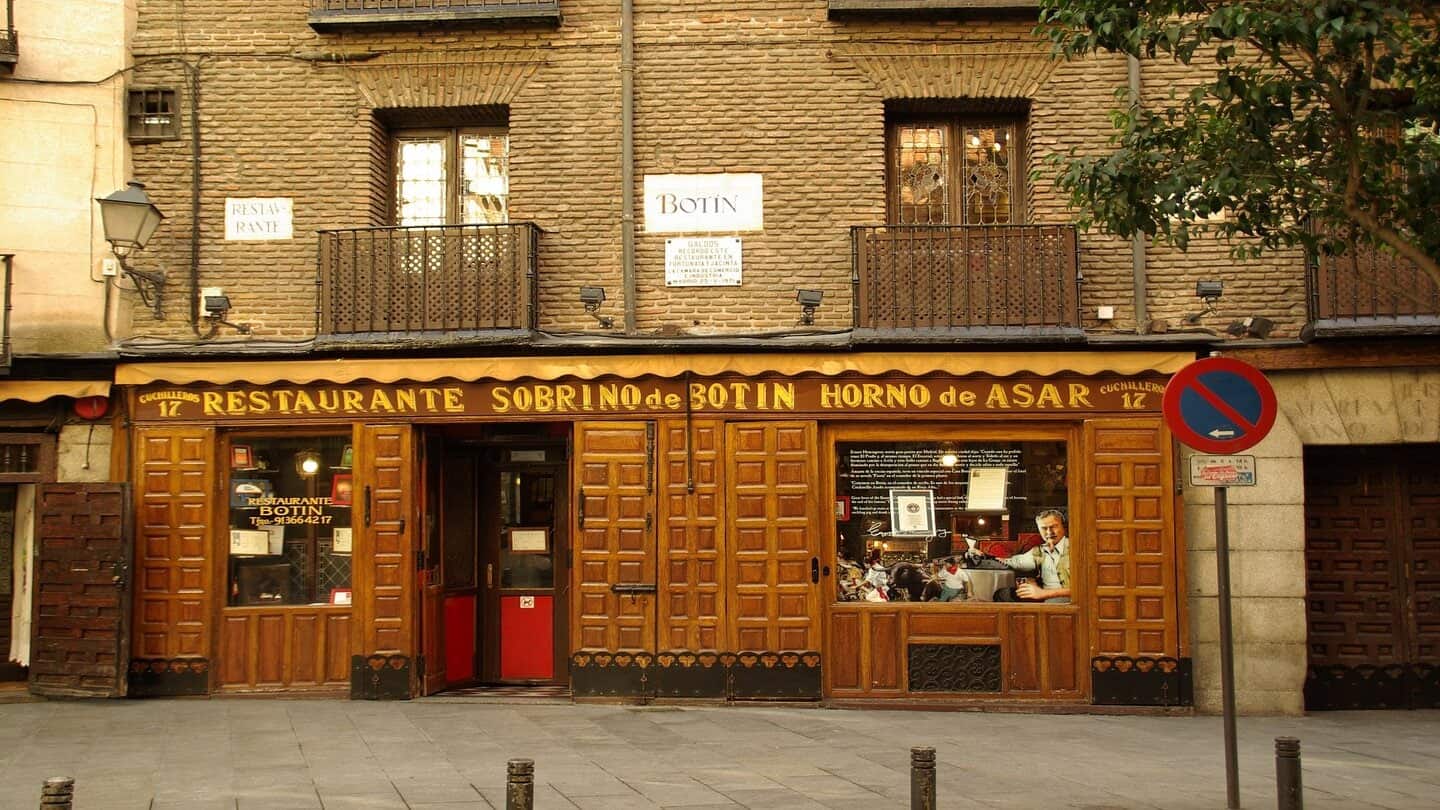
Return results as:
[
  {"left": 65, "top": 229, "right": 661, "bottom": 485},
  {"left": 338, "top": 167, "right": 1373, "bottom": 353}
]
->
[
  {"left": 834, "top": 440, "right": 1069, "bottom": 605},
  {"left": 226, "top": 435, "right": 353, "bottom": 606}
]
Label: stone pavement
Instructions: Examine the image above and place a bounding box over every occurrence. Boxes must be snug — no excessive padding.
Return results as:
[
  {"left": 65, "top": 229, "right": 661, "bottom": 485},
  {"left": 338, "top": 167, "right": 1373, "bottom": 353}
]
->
[{"left": 0, "top": 698, "right": 1435, "bottom": 809}]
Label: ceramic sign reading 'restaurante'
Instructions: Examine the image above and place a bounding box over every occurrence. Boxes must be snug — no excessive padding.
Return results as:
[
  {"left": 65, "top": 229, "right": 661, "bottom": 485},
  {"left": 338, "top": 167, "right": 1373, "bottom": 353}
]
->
[{"left": 133, "top": 374, "right": 1166, "bottom": 422}]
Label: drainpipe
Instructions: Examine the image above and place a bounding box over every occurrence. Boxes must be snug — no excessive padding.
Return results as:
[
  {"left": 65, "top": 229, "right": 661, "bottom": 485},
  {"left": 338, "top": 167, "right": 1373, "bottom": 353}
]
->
[
  {"left": 1128, "top": 54, "right": 1147, "bottom": 333},
  {"left": 620, "top": 0, "right": 637, "bottom": 333}
]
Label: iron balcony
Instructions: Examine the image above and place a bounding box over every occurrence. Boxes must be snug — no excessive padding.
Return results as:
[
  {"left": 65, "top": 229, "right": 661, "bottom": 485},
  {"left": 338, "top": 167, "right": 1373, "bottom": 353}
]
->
[
  {"left": 307, "top": 0, "right": 560, "bottom": 30},
  {"left": 1308, "top": 242, "right": 1440, "bottom": 337},
  {"left": 850, "top": 224, "right": 1082, "bottom": 340},
  {"left": 316, "top": 222, "right": 540, "bottom": 338}
]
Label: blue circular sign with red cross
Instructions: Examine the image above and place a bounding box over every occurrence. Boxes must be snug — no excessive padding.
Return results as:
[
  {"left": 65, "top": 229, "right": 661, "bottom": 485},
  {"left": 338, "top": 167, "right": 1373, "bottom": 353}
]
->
[{"left": 1162, "top": 357, "right": 1277, "bottom": 453}]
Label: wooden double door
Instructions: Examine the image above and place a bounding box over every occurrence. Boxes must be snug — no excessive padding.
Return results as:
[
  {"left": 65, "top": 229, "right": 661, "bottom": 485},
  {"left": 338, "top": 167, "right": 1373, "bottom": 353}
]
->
[
  {"left": 1304, "top": 445, "right": 1440, "bottom": 709},
  {"left": 573, "top": 420, "right": 824, "bottom": 693}
]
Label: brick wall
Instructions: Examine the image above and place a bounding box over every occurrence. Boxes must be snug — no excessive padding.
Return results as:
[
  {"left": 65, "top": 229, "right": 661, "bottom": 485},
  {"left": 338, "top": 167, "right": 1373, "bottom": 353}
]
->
[{"left": 125, "top": 1, "right": 1310, "bottom": 340}]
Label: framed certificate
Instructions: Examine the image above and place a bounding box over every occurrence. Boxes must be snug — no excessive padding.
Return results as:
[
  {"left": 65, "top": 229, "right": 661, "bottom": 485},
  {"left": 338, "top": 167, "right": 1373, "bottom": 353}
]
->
[
  {"left": 889, "top": 489, "right": 936, "bottom": 537},
  {"left": 508, "top": 527, "right": 549, "bottom": 553},
  {"left": 331, "top": 528, "right": 352, "bottom": 554},
  {"left": 230, "top": 444, "right": 253, "bottom": 469}
]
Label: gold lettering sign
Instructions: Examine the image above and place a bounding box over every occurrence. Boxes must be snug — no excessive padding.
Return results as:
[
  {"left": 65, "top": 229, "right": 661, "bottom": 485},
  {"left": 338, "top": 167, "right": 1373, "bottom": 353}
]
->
[{"left": 133, "top": 376, "right": 1167, "bottom": 421}]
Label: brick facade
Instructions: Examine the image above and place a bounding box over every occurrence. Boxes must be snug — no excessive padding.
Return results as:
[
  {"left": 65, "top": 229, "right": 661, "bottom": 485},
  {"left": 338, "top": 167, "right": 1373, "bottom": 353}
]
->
[{"left": 124, "top": 2, "right": 1310, "bottom": 342}]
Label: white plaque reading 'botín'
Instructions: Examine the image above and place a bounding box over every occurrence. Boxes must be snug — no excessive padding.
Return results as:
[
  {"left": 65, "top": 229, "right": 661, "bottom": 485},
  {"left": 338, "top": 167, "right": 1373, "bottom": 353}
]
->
[
  {"left": 644, "top": 174, "right": 764, "bottom": 233},
  {"left": 665, "top": 237, "right": 742, "bottom": 287}
]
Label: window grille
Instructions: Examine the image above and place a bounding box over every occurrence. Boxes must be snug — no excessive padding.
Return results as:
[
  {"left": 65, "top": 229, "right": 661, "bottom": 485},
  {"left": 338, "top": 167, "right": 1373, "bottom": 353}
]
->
[{"left": 128, "top": 89, "right": 180, "bottom": 142}]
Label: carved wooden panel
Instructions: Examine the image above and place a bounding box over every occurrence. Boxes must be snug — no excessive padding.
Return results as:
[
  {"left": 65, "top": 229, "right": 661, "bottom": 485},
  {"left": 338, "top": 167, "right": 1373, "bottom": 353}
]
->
[
  {"left": 726, "top": 422, "right": 820, "bottom": 652},
  {"left": 658, "top": 419, "right": 725, "bottom": 651},
  {"left": 827, "top": 605, "right": 1083, "bottom": 701},
  {"left": 573, "top": 422, "right": 654, "bottom": 652},
  {"left": 132, "top": 427, "right": 214, "bottom": 661},
  {"left": 354, "top": 424, "right": 414, "bottom": 655},
  {"left": 1085, "top": 418, "right": 1179, "bottom": 659},
  {"left": 217, "top": 607, "right": 352, "bottom": 690}
]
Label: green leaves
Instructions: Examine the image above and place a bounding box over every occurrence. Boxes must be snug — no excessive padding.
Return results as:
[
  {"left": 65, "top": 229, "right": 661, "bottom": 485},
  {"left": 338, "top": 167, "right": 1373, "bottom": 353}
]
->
[{"left": 1037, "top": 0, "right": 1440, "bottom": 281}]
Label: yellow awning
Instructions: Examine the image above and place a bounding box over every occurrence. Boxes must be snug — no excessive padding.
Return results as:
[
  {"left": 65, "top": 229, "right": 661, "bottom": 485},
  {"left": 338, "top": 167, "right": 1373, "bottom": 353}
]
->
[
  {"left": 116, "top": 352, "right": 1189, "bottom": 387},
  {"left": 0, "top": 380, "right": 112, "bottom": 403}
]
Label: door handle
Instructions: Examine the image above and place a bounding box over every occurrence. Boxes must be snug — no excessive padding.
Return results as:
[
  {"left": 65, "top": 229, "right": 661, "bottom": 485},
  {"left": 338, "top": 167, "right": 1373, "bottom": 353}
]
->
[
  {"left": 811, "top": 556, "right": 820, "bottom": 584},
  {"left": 610, "top": 583, "right": 657, "bottom": 594},
  {"left": 486, "top": 564, "right": 493, "bottom": 588}
]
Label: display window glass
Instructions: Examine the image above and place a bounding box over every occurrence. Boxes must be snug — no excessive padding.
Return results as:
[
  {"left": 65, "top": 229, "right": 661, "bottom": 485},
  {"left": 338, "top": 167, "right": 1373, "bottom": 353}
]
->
[
  {"left": 225, "top": 435, "right": 353, "bottom": 606},
  {"left": 834, "top": 440, "right": 1070, "bottom": 605}
]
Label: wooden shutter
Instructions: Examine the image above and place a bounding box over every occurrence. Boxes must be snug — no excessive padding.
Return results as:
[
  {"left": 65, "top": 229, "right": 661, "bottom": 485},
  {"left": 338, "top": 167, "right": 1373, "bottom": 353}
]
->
[
  {"left": 353, "top": 424, "right": 416, "bottom": 656},
  {"left": 573, "top": 421, "right": 655, "bottom": 652},
  {"left": 658, "top": 418, "right": 725, "bottom": 651},
  {"left": 727, "top": 421, "right": 821, "bottom": 652},
  {"left": 1085, "top": 417, "right": 1181, "bottom": 658},
  {"left": 133, "top": 427, "right": 215, "bottom": 661}
]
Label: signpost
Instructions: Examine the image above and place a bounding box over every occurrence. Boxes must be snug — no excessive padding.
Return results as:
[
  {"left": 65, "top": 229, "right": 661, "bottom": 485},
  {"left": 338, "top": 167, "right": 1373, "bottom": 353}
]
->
[{"left": 1163, "top": 355, "right": 1278, "bottom": 810}]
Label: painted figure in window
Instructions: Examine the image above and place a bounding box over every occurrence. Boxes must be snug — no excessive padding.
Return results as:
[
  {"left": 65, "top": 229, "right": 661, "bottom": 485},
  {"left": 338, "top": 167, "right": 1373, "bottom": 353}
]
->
[{"left": 1000, "top": 509, "right": 1071, "bottom": 603}]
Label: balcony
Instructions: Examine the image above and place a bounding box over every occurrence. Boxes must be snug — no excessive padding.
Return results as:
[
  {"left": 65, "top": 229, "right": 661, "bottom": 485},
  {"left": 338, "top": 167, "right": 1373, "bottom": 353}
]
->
[
  {"left": 0, "top": 28, "right": 17, "bottom": 72},
  {"left": 1309, "top": 243, "right": 1440, "bottom": 337},
  {"left": 828, "top": 0, "right": 1038, "bottom": 17},
  {"left": 851, "top": 225, "right": 1081, "bottom": 341},
  {"left": 308, "top": 0, "right": 560, "bottom": 30},
  {"left": 316, "top": 223, "right": 539, "bottom": 341}
]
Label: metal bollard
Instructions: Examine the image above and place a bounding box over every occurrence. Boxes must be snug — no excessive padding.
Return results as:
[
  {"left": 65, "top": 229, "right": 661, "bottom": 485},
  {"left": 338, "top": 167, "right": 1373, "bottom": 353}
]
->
[
  {"left": 39, "top": 777, "right": 74, "bottom": 809},
  {"left": 910, "top": 746, "right": 936, "bottom": 810},
  {"left": 506, "top": 758, "right": 534, "bottom": 810},
  {"left": 1275, "top": 737, "right": 1303, "bottom": 810}
]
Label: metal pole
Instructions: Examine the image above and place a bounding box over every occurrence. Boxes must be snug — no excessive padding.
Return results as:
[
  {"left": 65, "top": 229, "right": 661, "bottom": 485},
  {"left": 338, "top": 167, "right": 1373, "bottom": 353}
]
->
[
  {"left": 910, "top": 746, "right": 936, "bottom": 810},
  {"left": 1275, "top": 737, "right": 1303, "bottom": 810},
  {"left": 1216, "top": 485, "right": 1241, "bottom": 809},
  {"left": 506, "top": 758, "right": 534, "bottom": 810},
  {"left": 39, "top": 777, "right": 73, "bottom": 809}
]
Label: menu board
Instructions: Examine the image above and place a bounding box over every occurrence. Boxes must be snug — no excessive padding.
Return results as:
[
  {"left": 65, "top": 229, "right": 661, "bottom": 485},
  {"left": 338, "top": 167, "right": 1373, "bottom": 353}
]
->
[{"left": 838, "top": 445, "right": 1025, "bottom": 519}]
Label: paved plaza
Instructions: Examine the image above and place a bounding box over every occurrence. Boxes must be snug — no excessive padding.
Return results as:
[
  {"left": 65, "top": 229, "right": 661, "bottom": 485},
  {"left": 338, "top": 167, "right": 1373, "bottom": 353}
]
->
[{"left": 0, "top": 698, "right": 1436, "bottom": 809}]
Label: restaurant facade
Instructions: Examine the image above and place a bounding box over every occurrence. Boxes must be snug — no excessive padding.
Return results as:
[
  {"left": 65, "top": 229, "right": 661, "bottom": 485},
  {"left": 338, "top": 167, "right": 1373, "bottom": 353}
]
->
[{"left": 120, "top": 350, "right": 1192, "bottom": 708}]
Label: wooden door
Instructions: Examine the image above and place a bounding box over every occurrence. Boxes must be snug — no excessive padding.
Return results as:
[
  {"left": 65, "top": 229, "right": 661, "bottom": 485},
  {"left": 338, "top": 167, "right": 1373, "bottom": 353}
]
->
[
  {"left": 726, "top": 421, "right": 821, "bottom": 652},
  {"left": 1305, "top": 445, "right": 1440, "bottom": 709},
  {"left": 352, "top": 424, "right": 418, "bottom": 695},
  {"left": 132, "top": 427, "right": 215, "bottom": 676},
  {"left": 420, "top": 434, "right": 445, "bottom": 695},
  {"left": 1083, "top": 417, "right": 1187, "bottom": 707},
  {"left": 573, "top": 422, "right": 656, "bottom": 653},
  {"left": 30, "top": 484, "right": 132, "bottom": 698},
  {"left": 658, "top": 418, "right": 725, "bottom": 651}
]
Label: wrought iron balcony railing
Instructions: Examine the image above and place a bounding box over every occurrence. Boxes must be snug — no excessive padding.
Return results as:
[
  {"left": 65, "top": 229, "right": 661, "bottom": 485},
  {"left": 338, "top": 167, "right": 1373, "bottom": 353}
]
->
[
  {"left": 829, "top": 0, "right": 1038, "bottom": 15},
  {"left": 308, "top": 0, "right": 560, "bottom": 29},
  {"left": 317, "top": 223, "right": 539, "bottom": 337},
  {"left": 1309, "top": 242, "right": 1440, "bottom": 336},
  {"left": 851, "top": 224, "right": 1081, "bottom": 336},
  {"left": 0, "top": 28, "right": 18, "bottom": 70}
]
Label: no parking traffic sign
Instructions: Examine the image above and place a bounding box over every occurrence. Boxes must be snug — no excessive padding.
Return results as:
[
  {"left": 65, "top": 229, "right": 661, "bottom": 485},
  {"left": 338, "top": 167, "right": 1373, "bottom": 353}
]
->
[{"left": 1162, "top": 356, "right": 1277, "bottom": 454}]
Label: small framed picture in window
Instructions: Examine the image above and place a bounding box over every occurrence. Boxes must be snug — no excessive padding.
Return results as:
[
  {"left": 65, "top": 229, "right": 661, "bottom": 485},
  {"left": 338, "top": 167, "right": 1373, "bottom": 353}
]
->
[
  {"left": 331, "top": 527, "right": 352, "bottom": 554},
  {"left": 329, "top": 588, "right": 352, "bottom": 606},
  {"left": 834, "top": 496, "right": 851, "bottom": 521},
  {"left": 339, "top": 444, "right": 353, "bottom": 468},
  {"left": 330, "top": 473, "right": 353, "bottom": 506},
  {"left": 230, "top": 444, "right": 253, "bottom": 469}
]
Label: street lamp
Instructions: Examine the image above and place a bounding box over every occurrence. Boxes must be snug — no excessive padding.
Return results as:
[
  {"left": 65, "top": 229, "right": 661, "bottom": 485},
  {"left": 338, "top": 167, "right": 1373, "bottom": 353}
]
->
[{"left": 96, "top": 181, "right": 166, "bottom": 319}]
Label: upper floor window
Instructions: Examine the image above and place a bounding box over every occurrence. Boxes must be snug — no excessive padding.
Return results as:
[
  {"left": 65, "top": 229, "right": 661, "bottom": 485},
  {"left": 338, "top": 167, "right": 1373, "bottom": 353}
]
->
[
  {"left": 394, "top": 128, "right": 509, "bottom": 226},
  {"left": 889, "top": 117, "right": 1024, "bottom": 225},
  {"left": 128, "top": 89, "right": 180, "bottom": 142}
]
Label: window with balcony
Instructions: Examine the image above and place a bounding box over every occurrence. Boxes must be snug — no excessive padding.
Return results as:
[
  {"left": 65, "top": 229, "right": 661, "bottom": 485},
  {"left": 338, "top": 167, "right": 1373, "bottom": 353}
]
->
[
  {"left": 889, "top": 117, "right": 1024, "bottom": 225},
  {"left": 850, "top": 102, "right": 1078, "bottom": 334},
  {"left": 316, "top": 108, "right": 537, "bottom": 336}
]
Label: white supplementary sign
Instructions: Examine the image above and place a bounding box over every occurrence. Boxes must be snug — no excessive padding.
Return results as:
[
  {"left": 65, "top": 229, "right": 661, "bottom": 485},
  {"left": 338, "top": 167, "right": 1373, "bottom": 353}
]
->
[
  {"left": 643, "top": 174, "right": 763, "bottom": 233},
  {"left": 225, "top": 197, "right": 293, "bottom": 241},
  {"left": 665, "top": 237, "right": 742, "bottom": 287},
  {"left": 1189, "top": 454, "right": 1257, "bottom": 487},
  {"left": 519, "top": 596, "right": 535, "bottom": 609}
]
